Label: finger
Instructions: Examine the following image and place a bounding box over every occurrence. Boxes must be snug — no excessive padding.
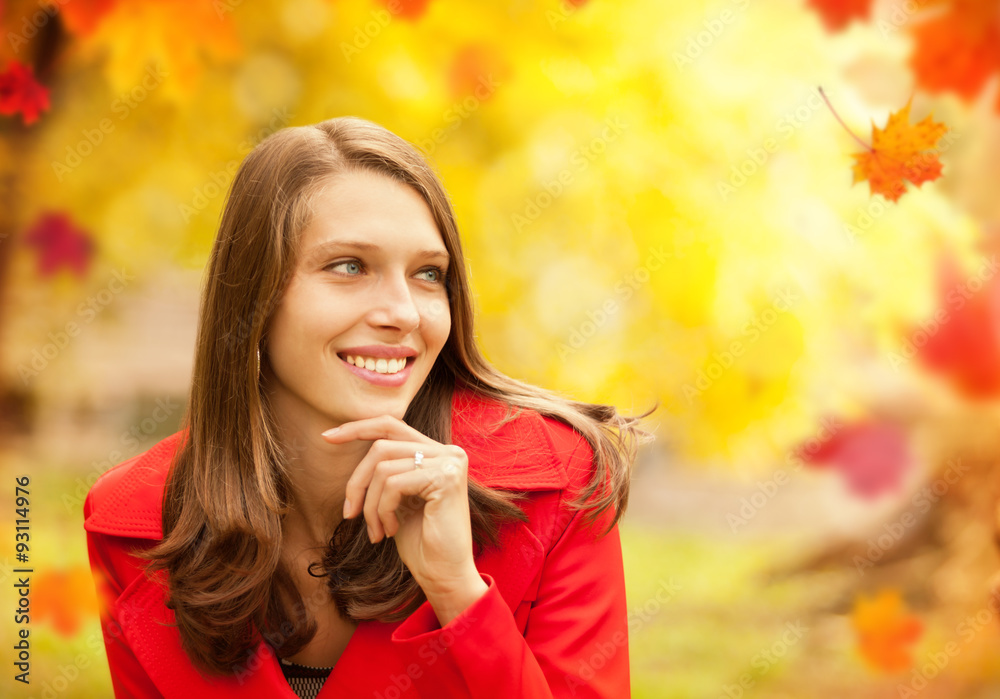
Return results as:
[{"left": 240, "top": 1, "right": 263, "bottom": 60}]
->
[
  {"left": 343, "top": 440, "right": 431, "bottom": 520},
  {"left": 363, "top": 457, "right": 421, "bottom": 543},
  {"left": 376, "top": 468, "right": 458, "bottom": 536},
  {"left": 377, "top": 464, "right": 465, "bottom": 538},
  {"left": 321, "top": 414, "right": 432, "bottom": 445}
]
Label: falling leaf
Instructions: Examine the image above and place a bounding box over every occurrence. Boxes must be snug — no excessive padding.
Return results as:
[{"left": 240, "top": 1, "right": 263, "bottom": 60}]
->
[
  {"left": 916, "top": 253, "right": 1000, "bottom": 398},
  {"left": 796, "top": 419, "right": 911, "bottom": 498},
  {"left": 33, "top": 566, "right": 99, "bottom": 637},
  {"left": 447, "top": 44, "right": 509, "bottom": 101},
  {"left": 0, "top": 61, "right": 51, "bottom": 125},
  {"left": 383, "top": 0, "right": 433, "bottom": 21},
  {"left": 850, "top": 98, "right": 948, "bottom": 202},
  {"left": 909, "top": 0, "right": 1000, "bottom": 111},
  {"left": 57, "top": 0, "right": 120, "bottom": 36},
  {"left": 807, "top": 0, "right": 873, "bottom": 32},
  {"left": 22, "top": 212, "right": 96, "bottom": 278},
  {"left": 851, "top": 589, "right": 924, "bottom": 673},
  {"left": 76, "top": 0, "right": 242, "bottom": 103}
]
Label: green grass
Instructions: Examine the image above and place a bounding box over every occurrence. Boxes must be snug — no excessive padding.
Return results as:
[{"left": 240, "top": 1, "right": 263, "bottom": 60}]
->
[{"left": 622, "top": 522, "right": 850, "bottom": 698}]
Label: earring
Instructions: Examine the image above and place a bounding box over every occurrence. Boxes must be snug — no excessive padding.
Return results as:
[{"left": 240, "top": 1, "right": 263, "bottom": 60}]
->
[{"left": 256, "top": 346, "right": 262, "bottom": 380}]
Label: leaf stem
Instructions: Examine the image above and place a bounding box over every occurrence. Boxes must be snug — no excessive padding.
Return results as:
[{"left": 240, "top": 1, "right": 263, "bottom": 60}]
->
[{"left": 818, "top": 86, "right": 872, "bottom": 152}]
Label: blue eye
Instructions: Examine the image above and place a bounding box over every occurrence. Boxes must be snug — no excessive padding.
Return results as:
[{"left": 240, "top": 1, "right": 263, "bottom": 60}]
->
[
  {"left": 328, "top": 260, "right": 363, "bottom": 275},
  {"left": 325, "top": 259, "right": 446, "bottom": 284},
  {"left": 420, "top": 267, "right": 447, "bottom": 284}
]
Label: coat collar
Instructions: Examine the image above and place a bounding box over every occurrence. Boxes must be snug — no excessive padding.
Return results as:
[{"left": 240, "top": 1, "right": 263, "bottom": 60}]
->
[{"left": 84, "top": 384, "right": 568, "bottom": 539}]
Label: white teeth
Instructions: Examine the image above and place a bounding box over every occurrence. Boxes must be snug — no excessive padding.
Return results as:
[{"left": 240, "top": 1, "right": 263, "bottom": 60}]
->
[{"left": 344, "top": 354, "right": 408, "bottom": 375}]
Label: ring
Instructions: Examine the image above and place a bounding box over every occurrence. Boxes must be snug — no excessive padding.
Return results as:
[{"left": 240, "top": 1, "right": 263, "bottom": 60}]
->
[{"left": 414, "top": 450, "right": 424, "bottom": 469}]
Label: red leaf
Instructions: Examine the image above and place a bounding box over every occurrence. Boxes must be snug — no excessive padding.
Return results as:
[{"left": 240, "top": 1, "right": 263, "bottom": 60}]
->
[
  {"left": 807, "top": 0, "right": 873, "bottom": 31},
  {"left": 909, "top": 0, "right": 1000, "bottom": 110},
  {"left": 796, "top": 419, "right": 911, "bottom": 498},
  {"left": 0, "top": 61, "right": 50, "bottom": 126},
  {"left": 916, "top": 253, "right": 1000, "bottom": 398},
  {"left": 22, "top": 212, "right": 96, "bottom": 278}
]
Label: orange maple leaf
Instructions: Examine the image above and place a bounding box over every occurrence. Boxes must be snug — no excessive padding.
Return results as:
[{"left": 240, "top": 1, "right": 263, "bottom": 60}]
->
[
  {"left": 851, "top": 589, "right": 924, "bottom": 674},
  {"left": 382, "top": 0, "right": 433, "bottom": 21},
  {"left": 33, "top": 566, "right": 99, "bottom": 637},
  {"left": 848, "top": 98, "right": 948, "bottom": 202},
  {"left": 58, "top": 0, "right": 120, "bottom": 36},
  {"left": 807, "top": 0, "right": 874, "bottom": 32},
  {"left": 447, "top": 44, "right": 510, "bottom": 101}
]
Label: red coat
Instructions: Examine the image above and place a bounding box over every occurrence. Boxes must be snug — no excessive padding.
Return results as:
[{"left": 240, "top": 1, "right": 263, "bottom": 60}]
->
[{"left": 84, "top": 386, "right": 630, "bottom": 698}]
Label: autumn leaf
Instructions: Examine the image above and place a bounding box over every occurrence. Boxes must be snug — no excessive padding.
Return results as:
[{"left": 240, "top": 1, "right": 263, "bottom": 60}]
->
[
  {"left": 811, "top": 0, "right": 1000, "bottom": 110},
  {"left": 915, "top": 253, "right": 1000, "bottom": 399},
  {"left": 909, "top": 0, "right": 1000, "bottom": 111},
  {"left": 33, "top": 566, "right": 99, "bottom": 637},
  {"left": 383, "top": 0, "right": 434, "bottom": 21},
  {"left": 76, "top": 0, "right": 242, "bottom": 103},
  {"left": 807, "top": 0, "right": 873, "bottom": 32},
  {"left": 796, "top": 418, "right": 911, "bottom": 498},
  {"left": 848, "top": 97, "right": 949, "bottom": 202},
  {"left": 22, "top": 212, "right": 96, "bottom": 278},
  {"left": 57, "top": 0, "right": 120, "bottom": 36},
  {"left": 851, "top": 589, "right": 924, "bottom": 673},
  {"left": 0, "top": 60, "right": 50, "bottom": 125},
  {"left": 448, "top": 44, "right": 509, "bottom": 101},
  {"left": 850, "top": 99, "right": 948, "bottom": 202}
]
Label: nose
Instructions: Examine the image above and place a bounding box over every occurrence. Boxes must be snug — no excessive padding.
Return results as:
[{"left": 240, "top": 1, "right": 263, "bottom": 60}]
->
[{"left": 367, "top": 269, "right": 421, "bottom": 332}]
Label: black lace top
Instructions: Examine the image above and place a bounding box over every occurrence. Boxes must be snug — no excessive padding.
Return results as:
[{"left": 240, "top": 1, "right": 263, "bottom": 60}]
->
[{"left": 279, "top": 657, "right": 333, "bottom": 699}]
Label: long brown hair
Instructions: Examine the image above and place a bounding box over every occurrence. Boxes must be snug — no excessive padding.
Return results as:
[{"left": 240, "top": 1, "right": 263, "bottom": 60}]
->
[{"left": 137, "top": 116, "right": 656, "bottom": 677}]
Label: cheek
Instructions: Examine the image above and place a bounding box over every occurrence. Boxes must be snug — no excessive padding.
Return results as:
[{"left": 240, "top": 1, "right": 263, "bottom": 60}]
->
[
  {"left": 267, "top": 315, "right": 329, "bottom": 373},
  {"left": 423, "top": 299, "right": 451, "bottom": 346},
  {"left": 277, "top": 287, "right": 354, "bottom": 339}
]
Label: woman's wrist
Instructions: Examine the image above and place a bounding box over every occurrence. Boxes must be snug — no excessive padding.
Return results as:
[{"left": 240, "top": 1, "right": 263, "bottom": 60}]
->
[{"left": 422, "top": 569, "right": 489, "bottom": 628}]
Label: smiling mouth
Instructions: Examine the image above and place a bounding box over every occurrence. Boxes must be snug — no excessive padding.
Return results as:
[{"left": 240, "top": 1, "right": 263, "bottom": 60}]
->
[{"left": 337, "top": 353, "right": 411, "bottom": 375}]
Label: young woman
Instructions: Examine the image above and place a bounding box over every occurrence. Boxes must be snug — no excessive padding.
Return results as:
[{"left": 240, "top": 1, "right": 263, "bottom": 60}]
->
[{"left": 84, "top": 116, "right": 655, "bottom": 698}]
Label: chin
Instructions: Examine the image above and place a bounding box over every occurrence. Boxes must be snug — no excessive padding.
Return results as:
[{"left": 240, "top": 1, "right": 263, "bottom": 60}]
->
[{"left": 331, "top": 399, "right": 411, "bottom": 423}]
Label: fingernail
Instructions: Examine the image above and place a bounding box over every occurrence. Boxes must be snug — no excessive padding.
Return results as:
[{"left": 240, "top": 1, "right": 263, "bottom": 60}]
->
[
  {"left": 367, "top": 525, "right": 374, "bottom": 543},
  {"left": 322, "top": 427, "right": 340, "bottom": 437},
  {"left": 343, "top": 499, "right": 351, "bottom": 518}
]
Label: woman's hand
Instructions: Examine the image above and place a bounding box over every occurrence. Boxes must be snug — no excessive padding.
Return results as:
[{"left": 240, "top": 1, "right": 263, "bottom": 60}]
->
[{"left": 321, "top": 415, "right": 487, "bottom": 623}]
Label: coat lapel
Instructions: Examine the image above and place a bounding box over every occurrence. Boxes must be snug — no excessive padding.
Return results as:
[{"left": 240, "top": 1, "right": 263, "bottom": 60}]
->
[
  {"left": 313, "top": 519, "right": 547, "bottom": 698},
  {"left": 85, "top": 385, "right": 568, "bottom": 540},
  {"left": 85, "top": 385, "right": 566, "bottom": 697}
]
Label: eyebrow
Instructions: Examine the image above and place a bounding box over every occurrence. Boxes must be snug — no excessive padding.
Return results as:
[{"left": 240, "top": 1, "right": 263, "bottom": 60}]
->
[{"left": 305, "top": 240, "right": 450, "bottom": 263}]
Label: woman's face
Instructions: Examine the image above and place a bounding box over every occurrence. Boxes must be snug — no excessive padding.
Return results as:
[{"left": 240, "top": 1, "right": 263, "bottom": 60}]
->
[{"left": 263, "top": 169, "right": 452, "bottom": 428}]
